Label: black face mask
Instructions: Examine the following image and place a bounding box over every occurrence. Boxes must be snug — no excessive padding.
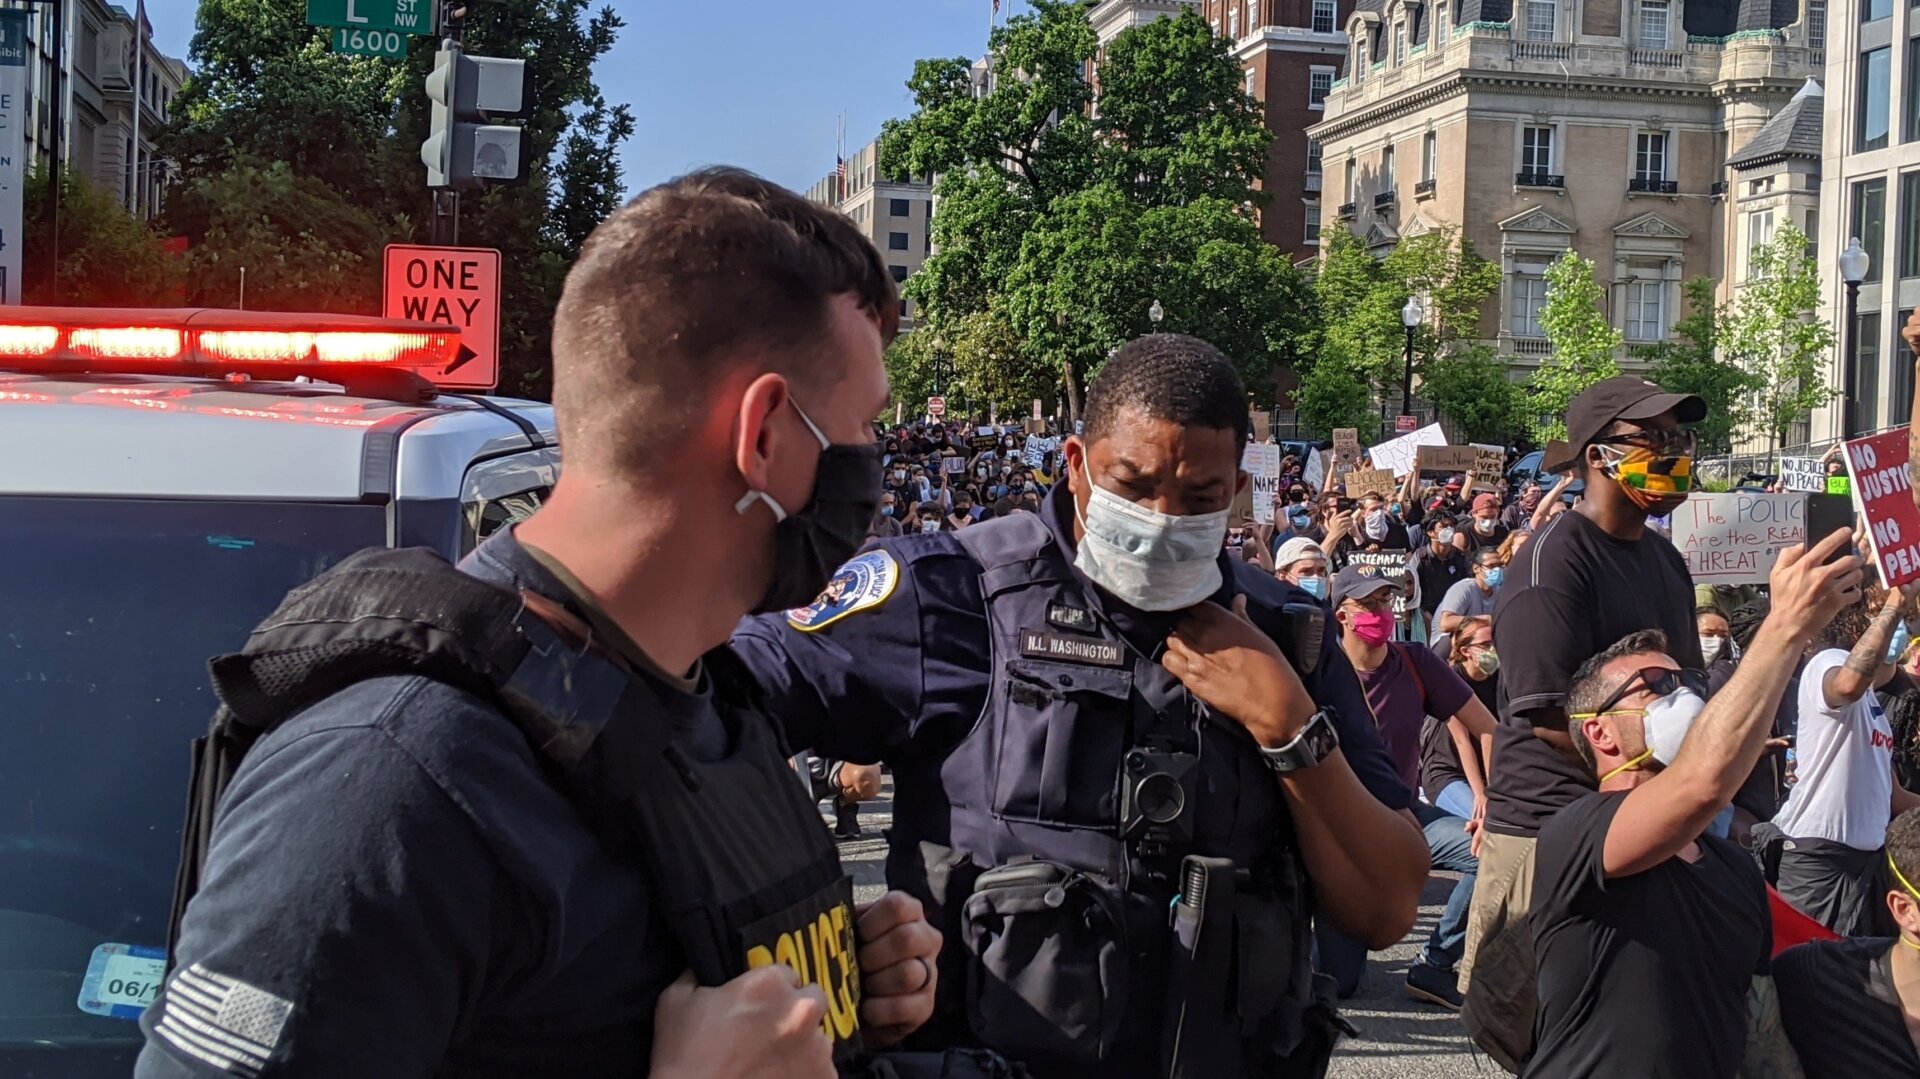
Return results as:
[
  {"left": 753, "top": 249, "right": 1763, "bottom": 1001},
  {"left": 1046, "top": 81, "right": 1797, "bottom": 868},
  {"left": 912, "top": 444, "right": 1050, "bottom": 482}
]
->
[{"left": 738, "top": 399, "right": 883, "bottom": 614}]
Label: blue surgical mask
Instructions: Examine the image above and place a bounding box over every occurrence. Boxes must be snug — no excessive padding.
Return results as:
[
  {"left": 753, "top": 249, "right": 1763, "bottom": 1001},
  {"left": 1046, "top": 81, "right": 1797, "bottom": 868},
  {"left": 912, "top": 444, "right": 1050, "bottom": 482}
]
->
[
  {"left": 1483, "top": 567, "right": 1505, "bottom": 589},
  {"left": 1296, "top": 575, "right": 1329, "bottom": 601},
  {"left": 1888, "top": 622, "right": 1912, "bottom": 666},
  {"left": 881, "top": 505, "right": 895, "bottom": 518},
  {"left": 1288, "top": 510, "right": 1311, "bottom": 527}
]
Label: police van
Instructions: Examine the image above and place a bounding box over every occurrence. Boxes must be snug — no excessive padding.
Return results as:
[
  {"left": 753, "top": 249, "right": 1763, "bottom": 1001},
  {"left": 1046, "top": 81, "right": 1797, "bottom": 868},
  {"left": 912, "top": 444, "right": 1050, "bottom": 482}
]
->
[{"left": 0, "top": 306, "right": 556, "bottom": 1076}]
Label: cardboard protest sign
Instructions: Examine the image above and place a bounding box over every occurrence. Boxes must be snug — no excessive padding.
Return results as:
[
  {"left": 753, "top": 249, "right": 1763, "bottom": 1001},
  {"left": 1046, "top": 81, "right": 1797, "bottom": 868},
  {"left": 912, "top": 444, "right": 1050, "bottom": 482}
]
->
[
  {"left": 1331, "top": 429, "right": 1361, "bottom": 476},
  {"left": 1844, "top": 430, "right": 1920, "bottom": 588},
  {"left": 1031, "top": 398, "right": 1043, "bottom": 420},
  {"left": 970, "top": 425, "right": 999, "bottom": 454},
  {"left": 1252, "top": 412, "right": 1272, "bottom": 443},
  {"left": 1670, "top": 493, "right": 1805, "bottom": 585},
  {"left": 1347, "top": 468, "right": 1397, "bottom": 498},
  {"left": 1471, "top": 445, "right": 1506, "bottom": 491},
  {"left": 1026, "top": 418, "right": 1046, "bottom": 435},
  {"left": 1543, "top": 440, "right": 1572, "bottom": 474},
  {"left": 1779, "top": 456, "right": 1824, "bottom": 493},
  {"left": 942, "top": 455, "right": 967, "bottom": 475},
  {"left": 1415, "top": 445, "right": 1479, "bottom": 474},
  {"left": 1023, "top": 436, "right": 1058, "bottom": 468},
  {"left": 1367, "top": 423, "right": 1448, "bottom": 477},
  {"left": 1242, "top": 443, "right": 1282, "bottom": 525},
  {"left": 1229, "top": 478, "right": 1255, "bottom": 526},
  {"left": 1302, "top": 449, "right": 1329, "bottom": 493}
]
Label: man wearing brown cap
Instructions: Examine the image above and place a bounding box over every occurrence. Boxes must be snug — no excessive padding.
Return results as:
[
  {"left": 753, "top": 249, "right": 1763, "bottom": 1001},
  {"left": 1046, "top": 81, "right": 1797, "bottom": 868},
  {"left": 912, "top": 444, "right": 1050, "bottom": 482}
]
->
[{"left": 1458, "top": 376, "right": 1706, "bottom": 1070}]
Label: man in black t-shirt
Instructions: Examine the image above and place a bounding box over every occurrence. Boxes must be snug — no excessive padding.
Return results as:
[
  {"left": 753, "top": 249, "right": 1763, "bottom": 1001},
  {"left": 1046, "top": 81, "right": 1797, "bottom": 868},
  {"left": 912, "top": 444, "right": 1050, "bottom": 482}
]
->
[
  {"left": 1774, "top": 807, "right": 1920, "bottom": 1078},
  {"left": 1529, "top": 540, "right": 1860, "bottom": 1079},
  {"left": 1460, "top": 377, "right": 1711, "bottom": 1069},
  {"left": 1407, "top": 513, "right": 1467, "bottom": 625}
]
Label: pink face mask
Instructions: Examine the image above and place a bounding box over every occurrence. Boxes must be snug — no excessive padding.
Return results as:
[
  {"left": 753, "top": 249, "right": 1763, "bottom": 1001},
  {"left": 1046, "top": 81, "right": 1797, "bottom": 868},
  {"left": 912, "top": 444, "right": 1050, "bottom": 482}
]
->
[{"left": 1347, "top": 609, "right": 1394, "bottom": 646}]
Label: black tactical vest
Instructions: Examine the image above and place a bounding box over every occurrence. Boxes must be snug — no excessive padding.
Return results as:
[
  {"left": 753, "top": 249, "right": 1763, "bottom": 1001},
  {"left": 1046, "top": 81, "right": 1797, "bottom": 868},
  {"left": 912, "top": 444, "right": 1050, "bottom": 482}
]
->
[{"left": 886, "top": 514, "right": 1341, "bottom": 1078}]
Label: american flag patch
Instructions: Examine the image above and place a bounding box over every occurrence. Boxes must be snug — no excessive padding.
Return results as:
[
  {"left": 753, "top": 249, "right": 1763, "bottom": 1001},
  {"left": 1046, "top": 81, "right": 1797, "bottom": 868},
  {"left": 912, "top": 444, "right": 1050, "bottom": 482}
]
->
[{"left": 152, "top": 964, "right": 292, "bottom": 1077}]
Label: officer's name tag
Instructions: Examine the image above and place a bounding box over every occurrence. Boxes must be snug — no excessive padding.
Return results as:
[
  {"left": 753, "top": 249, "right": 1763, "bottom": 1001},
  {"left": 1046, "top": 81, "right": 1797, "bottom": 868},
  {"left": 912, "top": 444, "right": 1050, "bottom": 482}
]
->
[
  {"left": 1046, "top": 603, "right": 1095, "bottom": 633},
  {"left": 1020, "top": 628, "right": 1125, "bottom": 668}
]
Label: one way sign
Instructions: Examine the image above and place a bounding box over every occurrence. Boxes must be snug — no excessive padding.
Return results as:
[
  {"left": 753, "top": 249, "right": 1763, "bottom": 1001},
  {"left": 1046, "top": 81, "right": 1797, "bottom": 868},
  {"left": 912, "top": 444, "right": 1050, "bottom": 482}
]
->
[{"left": 383, "top": 244, "right": 502, "bottom": 391}]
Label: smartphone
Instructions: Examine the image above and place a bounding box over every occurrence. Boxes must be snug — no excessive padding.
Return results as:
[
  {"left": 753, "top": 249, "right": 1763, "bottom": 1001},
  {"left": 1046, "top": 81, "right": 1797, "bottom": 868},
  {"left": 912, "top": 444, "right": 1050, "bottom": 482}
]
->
[{"left": 1804, "top": 493, "right": 1855, "bottom": 564}]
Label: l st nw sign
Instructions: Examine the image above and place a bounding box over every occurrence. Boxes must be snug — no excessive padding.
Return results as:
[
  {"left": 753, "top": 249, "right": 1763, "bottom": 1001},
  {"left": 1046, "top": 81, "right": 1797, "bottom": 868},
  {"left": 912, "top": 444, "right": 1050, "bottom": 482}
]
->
[
  {"left": 382, "top": 244, "right": 502, "bottom": 391},
  {"left": 306, "top": 0, "right": 434, "bottom": 36}
]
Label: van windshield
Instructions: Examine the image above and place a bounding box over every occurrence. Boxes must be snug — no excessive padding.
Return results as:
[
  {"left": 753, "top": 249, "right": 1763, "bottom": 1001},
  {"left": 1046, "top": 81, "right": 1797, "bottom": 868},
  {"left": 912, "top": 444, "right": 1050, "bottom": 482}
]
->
[{"left": 0, "top": 497, "right": 383, "bottom": 1074}]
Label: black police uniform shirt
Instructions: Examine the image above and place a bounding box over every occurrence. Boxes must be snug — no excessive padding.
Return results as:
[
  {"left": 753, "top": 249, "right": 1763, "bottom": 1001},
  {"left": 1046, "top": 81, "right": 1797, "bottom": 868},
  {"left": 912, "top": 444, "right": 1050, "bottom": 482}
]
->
[
  {"left": 1407, "top": 541, "right": 1469, "bottom": 618},
  {"left": 1526, "top": 791, "right": 1770, "bottom": 1079},
  {"left": 136, "top": 530, "right": 723, "bottom": 1079},
  {"left": 1774, "top": 936, "right": 1920, "bottom": 1078},
  {"left": 1487, "top": 508, "right": 1702, "bottom": 837},
  {"left": 730, "top": 485, "right": 1412, "bottom": 817}
]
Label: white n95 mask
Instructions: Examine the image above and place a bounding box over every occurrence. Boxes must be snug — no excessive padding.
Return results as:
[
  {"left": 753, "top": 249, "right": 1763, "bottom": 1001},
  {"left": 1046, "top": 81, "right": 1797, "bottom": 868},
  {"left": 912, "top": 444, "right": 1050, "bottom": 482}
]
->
[{"left": 1073, "top": 461, "right": 1227, "bottom": 611}]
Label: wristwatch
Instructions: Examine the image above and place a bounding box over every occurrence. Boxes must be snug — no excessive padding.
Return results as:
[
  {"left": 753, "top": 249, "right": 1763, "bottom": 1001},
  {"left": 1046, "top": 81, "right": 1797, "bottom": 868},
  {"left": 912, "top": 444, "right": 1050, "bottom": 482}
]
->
[{"left": 1258, "top": 708, "right": 1341, "bottom": 773}]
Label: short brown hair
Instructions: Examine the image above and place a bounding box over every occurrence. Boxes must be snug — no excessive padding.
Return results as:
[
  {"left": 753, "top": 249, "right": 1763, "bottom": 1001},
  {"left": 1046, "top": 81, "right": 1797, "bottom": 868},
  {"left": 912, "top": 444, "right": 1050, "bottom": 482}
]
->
[
  {"left": 550, "top": 167, "right": 899, "bottom": 474},
  {"left": 1566, "top": 629, "right": 1670, "bottom": 770}
]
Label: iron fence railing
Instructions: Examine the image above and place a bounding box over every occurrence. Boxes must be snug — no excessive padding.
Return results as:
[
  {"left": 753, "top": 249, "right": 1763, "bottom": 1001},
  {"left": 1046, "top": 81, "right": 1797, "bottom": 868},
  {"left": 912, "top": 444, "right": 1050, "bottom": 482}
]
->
[{"left": 1691, "top": 421, "right": 1911, "bottom": 485}]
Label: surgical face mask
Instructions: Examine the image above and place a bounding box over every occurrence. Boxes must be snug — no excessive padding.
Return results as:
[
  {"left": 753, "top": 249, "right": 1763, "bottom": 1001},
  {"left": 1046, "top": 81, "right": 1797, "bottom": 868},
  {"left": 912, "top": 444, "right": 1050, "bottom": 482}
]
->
[
  {"left": 920, "top": 518, "right": 941, "bottom": 534},
  {"left": 1889, "top": 622, "right": 1913, "bottom": 666},
  {"left": 1344, "top": 608, "right": 1395, "bottom": 646},
  {"left": 1699, "top": 635, "right": 1727, "bottom": 664},
  {"left": 1389, "top": 502, "right": 1403, "bottom": 517},
  {"left": 881, "top": 504, "right": 895, "bottom": 517},
  {"left": 1472, "top": 648, "right": 1500, "bottom": 676},
  {"left": 1435, "top": 527, "right": 1456, "bottom": 546},
  {"left": 892, "top": 470, "right": 906, "bottom": 484},
  {"left": 1073, "top": 461, "right": 1226, "bottom": 611},
  {"left": 1474, "top": 517, "right": 1496, "bottom": 535},
  {"left": 1482, "top": 567, "right": 1505, "bottom": 590},
  {"left": 736, "top": 397, "right": 884, "bottom": 614},
  {"left": 1364, "top": 510, "right": 1390, "bottom": 541},
  {"left": 1594, "top": 444, "right": 1693, "bottom": 514},
  {"left": 1592, "top": 686, "right": 1708, "bottom": 781},
  {"left": 1294, "top": 574, "right": 1329, "bottom": 601},
  {"left": 1288, "top": 509, "right": 1312, "bottom": 528}
]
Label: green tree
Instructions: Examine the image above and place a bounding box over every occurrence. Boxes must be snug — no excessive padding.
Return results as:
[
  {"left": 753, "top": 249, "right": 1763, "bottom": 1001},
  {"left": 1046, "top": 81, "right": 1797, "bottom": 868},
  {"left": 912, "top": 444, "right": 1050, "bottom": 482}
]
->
[
  {"left": 881, "top": 1, "right": 1307, "bottom": 421},
  {"left": 1525, "top": 251, "right": 1622, "bottom": 442},
  {"left": 1419, "top": 345, "right": 1522, "bottom": 445},
  {"left": 1719, "top": 223, "right": 1835, "bottom": 456},
  {"left": 1637, "top": 276, "right": 1754, "bottom": 454},
  {"left": 22, "top": 169, "right": 184, "bottom": 306},
  {"left": 160, "top": 0, "right": 632, "bottom": 398}
]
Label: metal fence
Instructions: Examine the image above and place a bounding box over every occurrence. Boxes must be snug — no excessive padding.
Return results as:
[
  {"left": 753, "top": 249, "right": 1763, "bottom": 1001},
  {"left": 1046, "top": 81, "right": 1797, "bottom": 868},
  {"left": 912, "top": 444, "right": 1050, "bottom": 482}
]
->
[{"left": 1691, "top": 420, "right": 1912, "bottom": 486}]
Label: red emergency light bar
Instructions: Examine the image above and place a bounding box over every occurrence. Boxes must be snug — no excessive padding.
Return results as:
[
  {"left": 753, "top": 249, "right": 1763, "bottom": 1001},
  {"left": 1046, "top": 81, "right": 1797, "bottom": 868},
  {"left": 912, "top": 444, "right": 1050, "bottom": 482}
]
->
[{"left": 0, "top": 307, "right": 465, "bottom": 386}]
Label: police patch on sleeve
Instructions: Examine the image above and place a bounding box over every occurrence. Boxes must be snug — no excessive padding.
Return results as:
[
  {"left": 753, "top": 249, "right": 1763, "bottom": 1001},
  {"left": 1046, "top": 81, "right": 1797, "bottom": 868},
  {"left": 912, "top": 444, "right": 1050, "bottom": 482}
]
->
[{"left": 786, "top": 550, "right": 900, "bottom": 632}]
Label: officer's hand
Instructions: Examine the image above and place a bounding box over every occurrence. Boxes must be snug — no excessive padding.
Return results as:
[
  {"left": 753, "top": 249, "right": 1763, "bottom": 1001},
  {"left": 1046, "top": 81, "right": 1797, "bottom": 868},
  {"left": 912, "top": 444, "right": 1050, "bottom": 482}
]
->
[
  {"left": 1166, "top": 595, "right": 1315, "bottom": 748},
  {"left": 649, "top": 967, "right": 834, "bottom": 1079},
  {"left": 854, "top": 891, "right": 942, "bottom": 1046}
]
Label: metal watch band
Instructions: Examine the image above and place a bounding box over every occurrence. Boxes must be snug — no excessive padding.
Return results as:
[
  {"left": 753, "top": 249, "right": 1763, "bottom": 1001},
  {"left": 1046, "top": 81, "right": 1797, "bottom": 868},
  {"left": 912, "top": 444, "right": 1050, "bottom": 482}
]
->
[{"left": 1259, "top": 708, "right": 1340, "bottom": 773}]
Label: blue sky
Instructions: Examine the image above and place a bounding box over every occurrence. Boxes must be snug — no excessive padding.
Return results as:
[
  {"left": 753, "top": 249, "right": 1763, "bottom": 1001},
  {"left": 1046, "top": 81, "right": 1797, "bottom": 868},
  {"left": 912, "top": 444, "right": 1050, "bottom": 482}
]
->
[{"left": 141, "top": 0, "right": 1013, "bottom": 195}]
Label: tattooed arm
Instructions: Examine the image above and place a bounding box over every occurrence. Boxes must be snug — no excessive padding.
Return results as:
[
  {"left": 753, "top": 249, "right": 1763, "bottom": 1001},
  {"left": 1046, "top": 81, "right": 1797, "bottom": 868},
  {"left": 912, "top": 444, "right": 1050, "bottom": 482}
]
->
[{"left": 1824, "top": 591, "right": 1906, "bottom": 708}]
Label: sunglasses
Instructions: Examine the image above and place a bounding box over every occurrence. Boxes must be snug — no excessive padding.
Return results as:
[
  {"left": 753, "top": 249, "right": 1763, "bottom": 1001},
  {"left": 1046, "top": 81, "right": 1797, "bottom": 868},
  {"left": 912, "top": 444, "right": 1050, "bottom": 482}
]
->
[
  {"left": 1579, "top": 665, "right": 1709, "bottom": 719},
  {"left": 1596, "top": 426, "right": 1698, "bottom": 458}
]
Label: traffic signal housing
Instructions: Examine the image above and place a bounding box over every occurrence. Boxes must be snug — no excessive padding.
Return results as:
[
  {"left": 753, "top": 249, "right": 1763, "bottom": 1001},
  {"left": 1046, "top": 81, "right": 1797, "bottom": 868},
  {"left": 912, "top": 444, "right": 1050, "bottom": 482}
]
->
[{"left": 421, "top": 44, "right": 530, "bottom": 189}]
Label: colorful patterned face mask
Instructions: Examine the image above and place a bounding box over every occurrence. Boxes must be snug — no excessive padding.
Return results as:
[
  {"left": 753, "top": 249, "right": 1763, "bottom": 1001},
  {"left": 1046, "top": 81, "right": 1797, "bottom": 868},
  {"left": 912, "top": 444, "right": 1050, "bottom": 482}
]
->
[{"left": 1597, "top": 445, "right": 1692, "bottom": 510}]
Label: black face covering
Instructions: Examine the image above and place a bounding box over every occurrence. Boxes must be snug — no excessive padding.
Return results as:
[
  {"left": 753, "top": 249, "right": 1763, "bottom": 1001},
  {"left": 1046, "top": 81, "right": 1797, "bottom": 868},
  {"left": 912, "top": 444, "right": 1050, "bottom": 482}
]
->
[{"left": 740, "top": 400, "right": 883, "bottom": 614}]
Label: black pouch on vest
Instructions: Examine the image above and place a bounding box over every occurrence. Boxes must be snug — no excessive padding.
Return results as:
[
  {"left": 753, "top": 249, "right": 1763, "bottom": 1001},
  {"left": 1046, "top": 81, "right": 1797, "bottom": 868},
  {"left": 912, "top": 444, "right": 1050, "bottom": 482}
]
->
[{"left": 960, "top": 860, "right": 1129, "bottom": 1068}]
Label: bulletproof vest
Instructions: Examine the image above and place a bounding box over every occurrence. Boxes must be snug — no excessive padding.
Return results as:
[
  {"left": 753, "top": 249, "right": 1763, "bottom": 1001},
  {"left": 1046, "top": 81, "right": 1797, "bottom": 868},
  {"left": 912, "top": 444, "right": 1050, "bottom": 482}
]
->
[
  {"left": 170, "top": 547, "right": 866, "bottom": 1056},
  {"left": 891, "top": 514, "right": 1333, "bottom": 1078}
]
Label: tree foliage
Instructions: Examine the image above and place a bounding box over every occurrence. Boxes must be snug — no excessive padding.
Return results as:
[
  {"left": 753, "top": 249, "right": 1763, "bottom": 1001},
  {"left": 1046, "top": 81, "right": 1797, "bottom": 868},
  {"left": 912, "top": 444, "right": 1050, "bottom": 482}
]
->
[
  {"left": 1720, "top": 223, "right": 1835, "bottom": 451},
  {"left": 22, "top": 169, "right": 184, "bottom": 306},
  {"left": 1525, "top": 251, "right": 1622, "bottom": 442},
  {"left": 1420, "top": 345, "right": 1522, "bottom": 445},
  {"left": 881, "top": 1, "right": 1307, "bottom": 420},
  {"left": 1637, "top": 276, "right": 1755, "bottom": 455},
  {"left": 158, "top": 0, "right": 633, "bottom": 397}
]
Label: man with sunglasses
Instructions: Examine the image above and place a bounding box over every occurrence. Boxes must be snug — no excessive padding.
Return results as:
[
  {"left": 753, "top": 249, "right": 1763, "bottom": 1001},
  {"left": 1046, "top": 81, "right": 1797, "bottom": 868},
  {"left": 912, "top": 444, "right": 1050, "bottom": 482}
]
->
[
  {"left": 1527, "top": 529, "right": 1862, "bottom": 1078},
  {"left": 1460, "top": 378, "right": 1708, "bottom": 1069}
]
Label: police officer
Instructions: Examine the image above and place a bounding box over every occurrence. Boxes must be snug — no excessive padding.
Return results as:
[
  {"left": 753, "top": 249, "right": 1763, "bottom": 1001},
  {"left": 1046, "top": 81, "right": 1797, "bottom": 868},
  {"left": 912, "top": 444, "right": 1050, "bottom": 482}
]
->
[
  {"left": 138, "top": 169, "right": 942, "bottom": 1077},
  {"left": 735, "top": 335, "right": 1429, "bottom": 1077}
]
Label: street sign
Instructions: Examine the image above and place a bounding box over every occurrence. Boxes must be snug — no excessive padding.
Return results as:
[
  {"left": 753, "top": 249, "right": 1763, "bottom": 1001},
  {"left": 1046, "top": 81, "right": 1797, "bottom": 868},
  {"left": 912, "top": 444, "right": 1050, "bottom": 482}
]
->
[
  {"left": 926, "top": 396, "right": 946, "bottom": 418},
  {"left": 331, "top": 27, "right": 410, "bottom": 58},
  {"left": 1395, "top": 414, "right": 1417, "bottom": 433},
  {"left": 382, "top": 244, "right": 502, "bottom": 391},
  {"left": 306, "top": 0, "right": 433, "bottom": 36}
]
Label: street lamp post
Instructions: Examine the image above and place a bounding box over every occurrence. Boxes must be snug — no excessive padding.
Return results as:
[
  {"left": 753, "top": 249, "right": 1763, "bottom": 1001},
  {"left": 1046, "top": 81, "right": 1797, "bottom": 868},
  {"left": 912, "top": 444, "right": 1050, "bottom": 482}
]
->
[
  {"left": 1838, "top": 238, "right": 1870, "bottom": 437},
  {"left": 1399, "top": 295, "right": 1424, "bottom": 418}
]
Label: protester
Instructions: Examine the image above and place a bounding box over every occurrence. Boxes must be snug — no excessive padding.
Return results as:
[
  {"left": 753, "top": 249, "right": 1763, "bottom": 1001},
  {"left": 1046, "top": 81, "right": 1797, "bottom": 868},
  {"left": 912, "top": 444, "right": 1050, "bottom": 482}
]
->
[
  {"left": 1461, "top": 377, "right": 1706, "bottom": 1071},
  {"left": 1771, "top": 582, "right": 1920, "bottom": 936},
  {"left": 1433, "top": 548, "right": 1504, "bottom": 662},
  {"left": 1407, "top": 512, "right": 1468, "bottom": 638},
  {"left": 913, "top": 500, "right": 947, "bottom": 534},
  {"left": 1773, "top": 806, "right": 1920, "bottom": 1077},
  {"left": 1891, "top": 641, "right": 1920, "bottom": 791},
  {"left": 1500, "top": 482, "right": 1542, "bottom": 534},
  {"left": 1274, "top": 535, "right": 1331, "bottom": 601},
  {"left": 947, "top": 489, "right": 978, "bottom": 529},
  {"left": 1427, "top": 616, "right": 1496, "bottom": 821},
  {"left": 1529, "top": 530, "right": 1858, "bottom": 1078},
  {"left": 1330, "top": 565, "right": 1495, "bottom": 1010},
  {"left": 1496, "top": 528, "right": 1528, "bottom": 567},
  {"left": 1458, "top": 493, "right": 1510, "bottom": 554}
]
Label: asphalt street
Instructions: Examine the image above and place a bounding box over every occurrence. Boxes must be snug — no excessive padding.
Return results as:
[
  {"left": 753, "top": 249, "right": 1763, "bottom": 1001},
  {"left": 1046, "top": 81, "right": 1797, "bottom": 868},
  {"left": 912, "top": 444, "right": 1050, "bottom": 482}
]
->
[{"left": 829, "top": 778, "right": 1490, "bottom": 1078}]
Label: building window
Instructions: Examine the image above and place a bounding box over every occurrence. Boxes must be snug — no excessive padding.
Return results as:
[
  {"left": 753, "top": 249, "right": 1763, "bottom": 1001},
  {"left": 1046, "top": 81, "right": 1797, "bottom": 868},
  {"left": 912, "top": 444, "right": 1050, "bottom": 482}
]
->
[
  {"left": 1307, "top": 138, "right": 1323, "bottom": 175},
  {"left": 1346, "top": 158, "right": 1358, "bottom": 203},
  {"left": 1858, "top": 46, "right": 1891, "bottom": 151},
  {"left": 1526, "top": 0, "right": 1556, "bottom": 40},
  {"left": 1313, "top": 0, "right": 1337, "bottom": 32},
  {"left": 1512, "top": 275, "right": 1548, "bottom": 336},
  {"left": 1247, "top": 0, "right": 1260, "bottom": 28},
  {"left": 1639, "top": 0, "right": 1669, "bottom": 48},
  {"left": 1853, "top": 178, "right": 1887, "bottom": 283},
  {"left": 1246, "top": 67, "right": 1257, "bottom": 96},
  {"left": 1863, "top": 0, "right": 1891, "bottom": 19},
  {"left": 1306, "top": 201, "right": 1322, "bottom": 241},
  {"left": 1851, "top": 313, "right": 1881, "bottom": 434},
  {"left": 1625, "top": 280, "right": 1666, "bottom": 341},
  {"left": 890, "top": 198, "right": 910, "bottom": 217},
  {"left": 1521, "top": 125, "right": 1554, "bottom": 176},
  {"left": 1806, "top": 0, "right": 1826, "bottom": 48},
  {"left": 1748, "top": 209, "right": 1776, "bottom": 274},
  {"left": 1899, "top": 171, "right": 1920, "bottom": 280},
  {"left": 1352, "top": 42, "right": 1366, "bottom": 83},
  {"left": 1634, "top": 132, "right": 1667, "bottom": 182},
  {"left": 1436, "top": 0, "right": 1450, "bottom": 43},
  {"left": 1908, "top": 37, "right": 1920, "bottom": 143},
  {"left": 1394, "top": 21, "right": 1406, "bottom": 64},
  {"left": 1382, "top": 145, "right": 1396, "bottom": 188},
  {"left": 889, "top": 232, "right": 909, "bottom": 250},
  {"left": 1422, "top": 131, "right": 1437, "bottom": 181},
  {"left": 1895, "top": 310, "right": 1917, "bottom": 417},
  {"left": 889, "top": 265, "right": 909, "bottom": 283},
  {"left": 1229, "top": 6, "right": 1239, "bottom": 36},
  {"left": 1309, "top": 67, "right": 1334, "bottom": 107}
]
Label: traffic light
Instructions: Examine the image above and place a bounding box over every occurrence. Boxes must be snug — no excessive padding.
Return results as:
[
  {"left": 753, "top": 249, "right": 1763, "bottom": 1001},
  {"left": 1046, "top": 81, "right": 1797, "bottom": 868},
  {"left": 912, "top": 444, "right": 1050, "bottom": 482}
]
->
[{"left": 420, "top": 44, "right": 529, "bottom": 189}]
